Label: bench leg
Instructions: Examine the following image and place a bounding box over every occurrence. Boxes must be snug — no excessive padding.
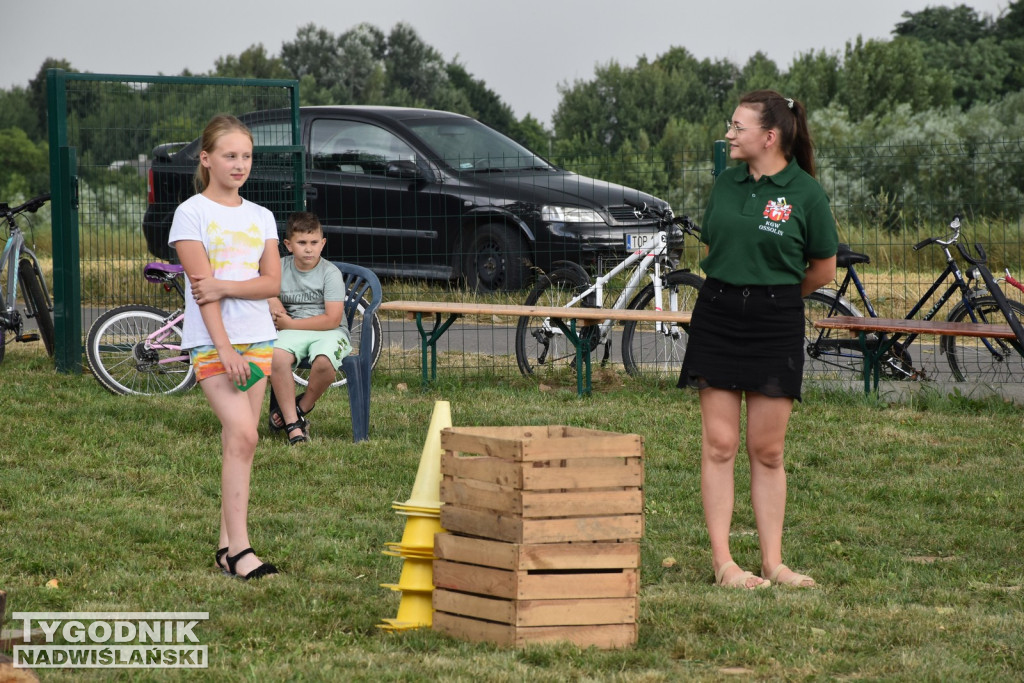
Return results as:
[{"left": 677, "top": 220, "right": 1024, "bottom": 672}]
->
[
  {"left": 550, "top": 318, "right": 592, "bottom": 397},
  {"left": 413, "top": 312, "right": 460, "bottom": 388}
]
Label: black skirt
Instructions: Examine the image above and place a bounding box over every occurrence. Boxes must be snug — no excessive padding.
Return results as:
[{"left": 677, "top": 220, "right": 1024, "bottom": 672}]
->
[{"left": 678, "top": 277, "right": 805, "bottom": 400}]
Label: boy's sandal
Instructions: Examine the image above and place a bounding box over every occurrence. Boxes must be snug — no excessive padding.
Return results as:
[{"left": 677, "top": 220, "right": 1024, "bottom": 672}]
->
[
  {"left": 715, "top": 561, "right": 771, "bottom": 590},
  {"left": 269, "top": 392, "right": 310, "bottom": 432},
  {"left": 268, "top": 391, "right": 284, "bottom": 432},
  {"left": 225, "top": 547, "right": 279, "bottom": 581},
  {"left": 763, "top": 564, "right": 816, "bottom": 588},
  {"left": 285, "top": 417, "right": 309, "bottom": 445},
  {"left": 215, "top": 547, "right": 231, "bottom": 575}
]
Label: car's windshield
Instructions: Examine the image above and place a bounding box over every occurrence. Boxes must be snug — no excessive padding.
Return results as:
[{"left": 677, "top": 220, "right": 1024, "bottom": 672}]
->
[{"left": 405, "top": 118, "right": 553, "bottom": 172}]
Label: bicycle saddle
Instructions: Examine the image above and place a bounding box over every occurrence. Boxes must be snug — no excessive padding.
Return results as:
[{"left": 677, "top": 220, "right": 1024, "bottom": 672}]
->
[
  {"left": 144, "top": 262, "right": 185, "bottom": 283},
  {"left": 836, "top": 243, "right": 870, "bottom": 268}
]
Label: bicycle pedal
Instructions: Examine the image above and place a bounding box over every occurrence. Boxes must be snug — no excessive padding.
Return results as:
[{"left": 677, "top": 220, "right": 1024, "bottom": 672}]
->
[{"left": 16, "top": 333, "right": 40, "bottom": 343}]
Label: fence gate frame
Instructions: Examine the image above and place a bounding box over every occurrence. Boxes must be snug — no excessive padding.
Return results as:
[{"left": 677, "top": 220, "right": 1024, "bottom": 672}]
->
[{"left": 45, "top": 69, "right": 301, "bottom": 373}]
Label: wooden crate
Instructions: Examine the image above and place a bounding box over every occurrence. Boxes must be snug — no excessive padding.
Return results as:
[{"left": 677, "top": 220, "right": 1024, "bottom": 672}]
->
[
  {"left": 439, "top": 426, "right": 644, "bottom": 544},
  {"left": 432, "top": 533, "right": 639, "bottom": 649}
]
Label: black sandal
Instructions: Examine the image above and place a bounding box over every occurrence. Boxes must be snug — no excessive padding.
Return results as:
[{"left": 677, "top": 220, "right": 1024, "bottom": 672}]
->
[
  {"left": 269, "top": 392, "right": 310, "bottom": 432},
  {"left": 226, "top": 547, "right": 279, "bottom": 581},
  {"left": 285, "top": 417, "right": 309, "bottom": 445},
  {"left": 215, "top": 547, "right": 231, "bottom": 575}
]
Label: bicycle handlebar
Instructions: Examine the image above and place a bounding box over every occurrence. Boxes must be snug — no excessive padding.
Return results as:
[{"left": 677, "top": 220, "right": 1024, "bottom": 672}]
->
[
  {"left": 913, "top": 214, "right": 962, "bottom": 251},
  {"left": 1, "top": 193, "right": 51, "bottom": 218},
  {"left": 622, "top": 197, "right": 701, "bottom": 235}
]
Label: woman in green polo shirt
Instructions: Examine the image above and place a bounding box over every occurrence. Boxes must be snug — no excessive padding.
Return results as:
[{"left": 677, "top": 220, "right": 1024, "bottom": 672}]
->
[{"left": 678, "top": 90, "right": 838, "bottom": 590}]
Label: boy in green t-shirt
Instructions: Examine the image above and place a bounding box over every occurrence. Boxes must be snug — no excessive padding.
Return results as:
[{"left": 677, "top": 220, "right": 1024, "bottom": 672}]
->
[{"left": 268, "top": 212, "right": 352, "bottom": 444}]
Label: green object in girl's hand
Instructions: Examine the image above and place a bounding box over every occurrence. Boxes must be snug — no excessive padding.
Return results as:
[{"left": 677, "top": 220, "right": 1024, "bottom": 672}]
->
[{"left": 236, "top": 361, "right": 265, "bottom": 391}]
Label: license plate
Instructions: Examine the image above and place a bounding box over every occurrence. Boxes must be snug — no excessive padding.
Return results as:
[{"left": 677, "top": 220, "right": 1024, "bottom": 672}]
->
[{"left": 625, "top": 233, "right": 658, "bottom": 251}]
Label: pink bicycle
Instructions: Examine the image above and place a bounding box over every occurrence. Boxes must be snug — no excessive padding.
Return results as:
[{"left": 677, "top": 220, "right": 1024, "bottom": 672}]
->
[{"left": 85, "top": 262, "right": 195, "bottom": 395}]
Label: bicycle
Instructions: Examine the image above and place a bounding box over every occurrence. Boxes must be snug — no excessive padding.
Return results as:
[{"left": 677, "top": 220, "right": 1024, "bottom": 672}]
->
[
  {"left": 515, "top": 201, "right": 704, "bottom": 379},
  {"left": 804, "top": 214, "right": 1024, "bottom": 384},
  {"left": 1, "top": 193, "right": 54, "bottom": 363},
  {"left": 86, "top": 262, "right": 384, "bottom": 396}
]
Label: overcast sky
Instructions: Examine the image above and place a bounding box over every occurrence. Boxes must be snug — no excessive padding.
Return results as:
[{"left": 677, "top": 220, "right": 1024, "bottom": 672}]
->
[{"left": 2, "top": 0, "right": 1012, "bottom": 125}]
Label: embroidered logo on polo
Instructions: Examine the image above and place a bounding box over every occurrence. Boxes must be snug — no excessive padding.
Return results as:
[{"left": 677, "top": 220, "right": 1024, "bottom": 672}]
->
[{"left": 762, "top": 197, "right": 793, "bottom": 222}]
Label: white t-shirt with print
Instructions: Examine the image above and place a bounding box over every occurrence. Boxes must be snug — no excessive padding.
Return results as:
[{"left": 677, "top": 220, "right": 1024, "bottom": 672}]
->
[{"left": 168, "top": 193, "right": 279, "bottom": 348}]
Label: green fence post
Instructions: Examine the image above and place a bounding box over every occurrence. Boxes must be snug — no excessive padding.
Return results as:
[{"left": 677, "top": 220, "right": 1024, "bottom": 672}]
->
[
  {"left": 713, "top": 140, "right": 727, "bottom": 178},
  {"left": 46, "top": 69, "right": 82, "bottom": 374}
]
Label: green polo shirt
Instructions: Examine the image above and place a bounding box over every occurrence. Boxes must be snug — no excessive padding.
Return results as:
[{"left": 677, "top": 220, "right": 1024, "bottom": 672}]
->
[{"left": 700, "top": 158, "right": 838, "bottom": 286}]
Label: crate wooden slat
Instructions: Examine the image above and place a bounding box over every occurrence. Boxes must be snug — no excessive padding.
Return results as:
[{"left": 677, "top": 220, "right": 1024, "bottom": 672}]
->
[
  {"left": 441, "top": 452, "right": 643, "bottom": 490},
  {"left": 434, "top": 589, "right": 637, "bottom": 627},
  {"left": 433, "top": 559, "right": 637, "bottom": 600},
  {"left": 433, "top": 612, "right": 637, "bottom": 649},
  {"left": 434, "top": 534, "right": 640, "bottom": 571},
  {"left": 440, "top": 506, "right": 643, "bottom": 544},
  {"left": 440, "top": 425, "right": 643, "bottom": 462},
  {"left": 441, "top": 476, "right": 643, "bottom": 517}
]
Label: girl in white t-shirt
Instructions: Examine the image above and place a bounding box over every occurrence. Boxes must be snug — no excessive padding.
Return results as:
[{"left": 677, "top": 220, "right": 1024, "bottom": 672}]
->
[{"left": 168, "top": 114, "right": 282, "bottom": 581}]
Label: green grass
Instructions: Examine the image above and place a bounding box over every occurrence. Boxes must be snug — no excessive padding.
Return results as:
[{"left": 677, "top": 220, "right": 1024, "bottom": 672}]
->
[{"left": 2, "top": 343, "right": 1024, "bottom": 681}]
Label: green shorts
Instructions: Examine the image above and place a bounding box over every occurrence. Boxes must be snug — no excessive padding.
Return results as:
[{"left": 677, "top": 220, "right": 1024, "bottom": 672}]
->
[{"left": 274, "top": 328, "right": 352, "bottom": 371}]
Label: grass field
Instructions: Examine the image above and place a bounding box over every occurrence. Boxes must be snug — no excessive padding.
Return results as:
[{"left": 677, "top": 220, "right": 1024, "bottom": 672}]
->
[{"left": 1, "top": 342, "right": 1024, "bottom": 681}]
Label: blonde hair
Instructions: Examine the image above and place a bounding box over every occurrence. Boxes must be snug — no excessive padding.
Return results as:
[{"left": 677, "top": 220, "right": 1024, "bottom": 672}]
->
[{"left": 193, "top": 114, "right": 254, "bottom": 193}]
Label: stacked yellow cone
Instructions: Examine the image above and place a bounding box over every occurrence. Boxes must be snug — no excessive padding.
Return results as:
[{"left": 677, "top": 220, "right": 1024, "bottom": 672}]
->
[{"left": 378, "top": 400, "right": 450, "bottom": 631}]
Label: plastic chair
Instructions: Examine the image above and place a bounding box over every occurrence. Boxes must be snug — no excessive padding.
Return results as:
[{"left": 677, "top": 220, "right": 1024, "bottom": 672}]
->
[
  {"left": 270, "top": 262, "right": 382, "bottom": 443},
  {"left": 335, "top": 262, "right": 382, "bottom": 442}
]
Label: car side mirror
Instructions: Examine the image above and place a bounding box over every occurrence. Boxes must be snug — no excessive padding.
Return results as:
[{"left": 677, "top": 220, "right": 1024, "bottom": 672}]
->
[{"left": 385, "top": 160, "right": 424, "bottom": 179}]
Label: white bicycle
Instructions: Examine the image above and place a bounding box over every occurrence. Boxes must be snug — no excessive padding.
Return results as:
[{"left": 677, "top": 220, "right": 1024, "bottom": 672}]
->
[{"left": 515, "top": 201, "right": 704, "bottom": 379}]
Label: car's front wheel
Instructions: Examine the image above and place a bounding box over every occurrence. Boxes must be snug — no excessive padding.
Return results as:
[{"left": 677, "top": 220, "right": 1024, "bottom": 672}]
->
[{"left": 463, "top": 224, "right": 528, "bottom": 292}]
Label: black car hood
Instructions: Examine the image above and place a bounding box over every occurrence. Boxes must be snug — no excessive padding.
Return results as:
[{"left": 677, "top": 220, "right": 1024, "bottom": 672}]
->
[{"left": 460, "top": 170, "right": 663, "bottom": 212}]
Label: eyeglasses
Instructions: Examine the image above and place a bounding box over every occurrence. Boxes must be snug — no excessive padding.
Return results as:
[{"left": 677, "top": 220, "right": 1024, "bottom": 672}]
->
[{"left": 725, "top": 121, "right": 765, "bottom": 134}]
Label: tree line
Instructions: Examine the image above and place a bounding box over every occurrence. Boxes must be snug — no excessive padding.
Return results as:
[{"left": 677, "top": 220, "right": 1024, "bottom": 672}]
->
[{"left": 1, "top": 2, "right": 1022, "bottom": 224}]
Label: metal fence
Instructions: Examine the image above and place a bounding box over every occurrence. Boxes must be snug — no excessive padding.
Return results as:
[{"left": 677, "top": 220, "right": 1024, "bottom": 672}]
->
[
  {"left": 43, "top": 72, "right": 1024, "bottom": 383},
  {"left": 46, "top": 70, "right": 301, "bottom": 371}
]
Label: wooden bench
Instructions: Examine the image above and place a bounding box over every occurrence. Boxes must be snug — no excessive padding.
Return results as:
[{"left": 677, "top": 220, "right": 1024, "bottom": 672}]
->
[
  {"left": 380, "top": 300, "right": 693, "bottom": 396},
  {"left": 814, "top": 315, "right": 1021, "bottom": 394}
]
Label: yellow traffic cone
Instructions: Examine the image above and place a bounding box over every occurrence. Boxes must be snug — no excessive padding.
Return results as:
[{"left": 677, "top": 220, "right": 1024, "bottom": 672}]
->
[
  {"left": 382, "top": 556, "right": 434, "bottom": 592},
  {"left": 392, "top": 512, "right": 444, "bottom": 550},
  {"left": 396, "top": 400, "right": 450, "bottom": 510},
  {"left": 377, "top": 589, "right": 434, "bottom": 631}
]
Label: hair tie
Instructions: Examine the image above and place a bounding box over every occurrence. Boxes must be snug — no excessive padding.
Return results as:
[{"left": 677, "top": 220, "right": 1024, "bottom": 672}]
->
[{"left": 785, "top": 97, "right": 794, "bottom": 109}]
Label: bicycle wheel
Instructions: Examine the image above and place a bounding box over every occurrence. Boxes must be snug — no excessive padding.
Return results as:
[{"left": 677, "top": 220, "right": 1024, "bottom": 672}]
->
[
  {"left": 803, "top": 291, "right": 862, "bottom": 380},
  {"left": 621, "top": 270, "right": 704, "bottom": 378},
  {"left": 18, "top": 258, "right": 54, "bottom": 356},
  {"left": 942, "top": 296, "right": 1024, "bottom": 383},
  {"left": 515, "top": 267, "right": 598, "bottom": 377},
  {"left": 292, "top": 300, "right": 383, "bottom": 389},
  {"left": 86, "top": 305, "right": 196, "bottom": 396}
]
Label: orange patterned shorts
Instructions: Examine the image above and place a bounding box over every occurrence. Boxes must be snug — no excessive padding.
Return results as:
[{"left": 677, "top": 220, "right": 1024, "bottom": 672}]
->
[{"left": 189, "top": 341, "right": 274, "bottom": 382}]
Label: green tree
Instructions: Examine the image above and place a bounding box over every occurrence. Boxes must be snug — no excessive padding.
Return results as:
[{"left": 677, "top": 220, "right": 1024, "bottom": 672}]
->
[
  {"left": 27, "top": 58, "right": 74, "bottom": 141},
  {"left": 213, "top": 44, "right": 291, "bottom": 80},
  {"left": 0, "top": 127, "right": 48, "bottom": 197},
  {"left": 893, "top": 4, "right": 989, "bottom": 43},
  {"left": 732, "top": 51, "right": 784, "bottom": 98},
  {"left": 0, "top": 87, "right": 37, "bottom": 135},
  {"left": 837, "top": 37, "right": 953, "bottom": 119},
  {"left": 783, "top": 49, "right": 840, "bottom": 111},
  {"left": 921, "top": 36, "right": 1015, "bottom": 108},
  {"left": 993, "top": 0, "right": 1024, "bottom": 39},
  {"left": 281, "top": 24, "right": 344, "bottom": 97}
]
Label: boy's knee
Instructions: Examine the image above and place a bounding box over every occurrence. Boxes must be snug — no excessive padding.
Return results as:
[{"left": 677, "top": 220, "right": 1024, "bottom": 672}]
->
[
  {"left": 310, "top": 355, "right": 336, "bottom": 373},
  {"left": 272, "top": 348, "right": 296, "bottom": 369}
]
